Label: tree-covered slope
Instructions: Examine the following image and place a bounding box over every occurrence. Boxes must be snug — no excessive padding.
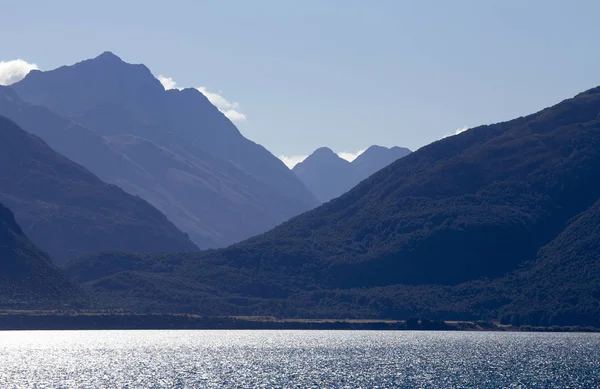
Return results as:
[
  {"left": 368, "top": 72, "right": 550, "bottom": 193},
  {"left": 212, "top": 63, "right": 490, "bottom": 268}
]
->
[
  {"left": 0, "top": 115, "right": 197, "bottom": 264},
  {"left": 0, "top": 203, "right": 86, "bottom": 308},
  {"left": 211, "top": 85, "right": 600, "bottom": 288},
  {"left": 497, "top": 198, "right": 600, "bottom": 326},
  {"left": 64, "top": 86, "right": 600, "bottom": 324}
]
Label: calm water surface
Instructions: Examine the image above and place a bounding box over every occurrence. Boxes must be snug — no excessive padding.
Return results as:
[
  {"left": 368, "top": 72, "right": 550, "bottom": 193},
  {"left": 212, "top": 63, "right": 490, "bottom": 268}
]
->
[{"left": 0, "top": 330, "right": 599, "bottom": 388}]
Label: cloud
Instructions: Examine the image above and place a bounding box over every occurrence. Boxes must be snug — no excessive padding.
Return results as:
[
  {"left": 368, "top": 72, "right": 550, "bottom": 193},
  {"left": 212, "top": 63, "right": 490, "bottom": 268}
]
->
[
  {"left": 197, "top": 86, "right": 247, "bottom": 122},
  {"left": 442, "top": 126, "right": 469, "bottom": 139},
  {"left": 338, "top": 149, "right": 366, "bottom": 162},
  {"left": 157, "top": 75, "right": 178, "bottom": 90},
  {"left": 0, "top": 59, "right": 39, "bottom": 86},
  {"left": 156, "top": 75, "right": 247, "bottom": 122},
  {"left": 279, "top": 155, "right": 308, "bottom": 169},
  {"left": 220, "top": 109, "right": 247, "bottom": 122},
  {"left": 454, "top": 126, "right": 468, "bottom": 135}
]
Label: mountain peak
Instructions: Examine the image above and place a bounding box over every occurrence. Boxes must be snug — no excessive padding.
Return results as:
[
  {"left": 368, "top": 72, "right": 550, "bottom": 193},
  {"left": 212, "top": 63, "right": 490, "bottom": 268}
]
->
[
  {"left": 294, "top": 144, "right": 412, "bottom": 203},
  {"left": 12, "top": 52, "right": 165, "bottom": 117},
  {"left": 295, "top": 147, "right": 349, "bottom": 169},
  {"left": 312, "top": 147, "right": 338, "bottom": 157},
  {"left": 94, "top": 51, "right": 123, "bottom": 62},
  {"left": 292, "top": 147, "right": 350, "bottom": 172},
  {"left": 353, "top": 145, "right": 412, "bottom": 167},
  {"left": 361, "top": 145, "right": 387, "bottom": 155}
]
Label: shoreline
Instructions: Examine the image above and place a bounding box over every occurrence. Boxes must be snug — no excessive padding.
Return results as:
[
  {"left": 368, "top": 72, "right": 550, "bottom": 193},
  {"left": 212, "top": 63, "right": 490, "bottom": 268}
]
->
[{"left": 0, "top": 312, "right": 598, "bottom": 332}]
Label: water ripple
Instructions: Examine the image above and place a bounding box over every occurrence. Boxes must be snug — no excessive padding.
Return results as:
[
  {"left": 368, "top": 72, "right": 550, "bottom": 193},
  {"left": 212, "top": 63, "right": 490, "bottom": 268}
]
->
[{"left": 0, "top": 330, "right": 598, "bottom": 388}]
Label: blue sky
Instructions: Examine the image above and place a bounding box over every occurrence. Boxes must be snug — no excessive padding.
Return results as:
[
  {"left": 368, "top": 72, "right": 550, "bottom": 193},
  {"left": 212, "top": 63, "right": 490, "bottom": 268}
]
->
[{"left": 3, "top": 1, "right": 600, "bottom": 166}]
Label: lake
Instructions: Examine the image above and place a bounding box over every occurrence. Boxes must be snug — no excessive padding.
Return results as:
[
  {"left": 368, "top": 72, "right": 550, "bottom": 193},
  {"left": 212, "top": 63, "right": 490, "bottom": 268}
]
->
[{"left": 0, "top": 330, "right": 598, "bottom": 388}]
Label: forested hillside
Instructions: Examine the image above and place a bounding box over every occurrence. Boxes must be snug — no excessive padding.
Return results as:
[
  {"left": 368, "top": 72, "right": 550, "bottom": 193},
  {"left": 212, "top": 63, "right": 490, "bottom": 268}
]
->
[{"left": 64, "top": 86, "right": 600, "bottom": 326}]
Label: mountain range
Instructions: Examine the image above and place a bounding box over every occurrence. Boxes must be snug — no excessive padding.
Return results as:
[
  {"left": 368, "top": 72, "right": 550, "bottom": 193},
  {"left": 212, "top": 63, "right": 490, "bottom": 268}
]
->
[
  {"left": 0, "top": 115, "right": 197, "bottom": 263},
  {"left": 293, "top": 145, "right": 411, "bottom": 203},
  {"left": 4, "top": 52, "right": 318, "bottom": 249},
  {"left": 1, "top": 52, "right": 599, "bottom": 327},
  {"left": 62, "top": 85, "right": 600, "bottom": 326}
]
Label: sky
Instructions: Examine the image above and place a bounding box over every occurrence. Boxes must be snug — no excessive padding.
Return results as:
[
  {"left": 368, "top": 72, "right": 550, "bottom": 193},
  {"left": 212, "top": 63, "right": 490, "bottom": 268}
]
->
[{"left": 3, "top": 1, "right": 600, "bottom": 167}]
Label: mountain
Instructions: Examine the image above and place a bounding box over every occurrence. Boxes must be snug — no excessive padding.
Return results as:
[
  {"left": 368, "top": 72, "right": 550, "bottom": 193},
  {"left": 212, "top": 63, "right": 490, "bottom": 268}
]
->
[
  {"left": 10, "top": 52, "right": 318, "bottom": 247},
  {"left": 0, "top": 86, "right": 298, "bottom": 248},
  {"left": 63, "top": 85, "right": 600, "bottom": 326},
  {"left": 0, "top": 115, "right": 197, "bottom": 264},
  {"left": 293, "top": 145, "right": 411, "bottom": 203},
  {"left": 292, "top": 147, "right": 356, "bottom": 203},
  {"left": 351, "top": 145, "right": 412, "bottom": 181},
  {"left": 0, "top": 202, "right": 86, "bottom": 308},
  {"left": 497, "top": 197, "right": 600, "bottom": 326}
]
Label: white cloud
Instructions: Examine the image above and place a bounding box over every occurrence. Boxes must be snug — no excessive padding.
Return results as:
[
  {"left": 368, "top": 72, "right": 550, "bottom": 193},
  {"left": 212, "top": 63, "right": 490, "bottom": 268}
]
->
[
  {"left": 197, "top": 86, "right": 246, "bottom": 122},
  {"left": 442, "top": 126, "right": 469, "bottom": 139},
  {"left": 0, "top": 59, "right": 39, "bottom": 86},
  {"left": 338, "top": 149, "right": 366, "bottom": 162},
  {"left": 156, "top": 75, "right": 247, "bottom": 122},
  {"left": 157, "top": 75, "right": 178, "bottom": 90},
  {"left": 279, "top": 155, "right": 308, "bottom": 169},
  {"left": 454, "top": 126, "right": 468, "bottom": 135},
  {"left": 221, "top": 109, "right": 247, "bottom": 122}
]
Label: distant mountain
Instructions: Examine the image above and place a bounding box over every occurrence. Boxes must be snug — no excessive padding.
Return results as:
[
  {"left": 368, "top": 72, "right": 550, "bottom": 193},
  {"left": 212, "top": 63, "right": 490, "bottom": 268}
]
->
[
  {"left": 292, "top": 147, "right": 356, "bottom": 203},
  {"left": 351, "top": 145, "right": 412, "bottom": 181},
  {"left": 10, "top": 52, "right": 318, "bottom": 247},
  {"left": 64, "top": 85, "right": 600, "bottom": 326},
  {"left": 0, "top": 115, "right": 197, "bottom": 264},
  {"left": 0, "top": 202, "right": 85, "bottom": 308},
  {"left": 293, "top": 145, "right": 411, "bottom": 202}
]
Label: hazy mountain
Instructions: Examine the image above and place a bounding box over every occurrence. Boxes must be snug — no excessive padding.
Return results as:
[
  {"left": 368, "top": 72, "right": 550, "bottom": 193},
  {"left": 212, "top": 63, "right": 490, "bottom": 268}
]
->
[
  {"left": 292, "top": 147, "right": 356, "bottom": 203},
  {"left": 0, "top": 202, "right": 86, "bottom": 308},
  {"left": 0, "top": 115, "right": 197, "bottom": 264},
  {"left": 293, "top": 145, "right": 411, "bottom": 203},
  {"left": 10, "top": 52, "right": 318, "bottom": 247},
  {"left": 0, "top": 87, "right": 302, "bottom": 248},
  {"left": 351, "top": 145, "right": 412, "bottom": 181},
  {"left": 64, "top": 85, "right": 600, "bottom": 326}
]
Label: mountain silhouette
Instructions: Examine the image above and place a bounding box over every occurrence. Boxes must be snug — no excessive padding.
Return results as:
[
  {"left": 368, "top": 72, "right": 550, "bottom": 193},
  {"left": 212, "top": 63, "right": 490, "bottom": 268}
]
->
[
  {"left": 0, "top": 115, "right": 197, "bottom": 263},
  {"left": 293, "top": 145, "right": 411, "bottom": 202},
  {"left": 351, "top": 145, "right": 412, "bottom": 180},
  {"left": 64, "top": 85, "right": 600, "bottom": 326},
  {"left": 0, "top": 202, "right": 86, "bottom": 308},
  {"left": 292, "top": 147, "right": 356, "bottom": 203},
  {"left": 10, "top": 52, "right": 318, "bottom": 247}
]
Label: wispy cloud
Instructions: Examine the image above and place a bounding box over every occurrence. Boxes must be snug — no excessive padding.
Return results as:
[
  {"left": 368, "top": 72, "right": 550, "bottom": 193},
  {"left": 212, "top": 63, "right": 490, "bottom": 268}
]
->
[
  {"left": 279, "top": 155, "right": 308, "bottom": 169},
  {"left": 442, "top": 126, "right": 469, "bottom": 139},
  {"left": 454, "top": 126, "right": 468, "bottom": 135},
  {"left": 338, "top": 149, "right": 366, "bottom": 162},
  {"left": 157, "top": 74, "right": 247, "bottom": 122},
  {"left": 0, "top": 59, "right": 39, "bottom": 86},
  {"left": 197, "top": 86, "right": 247, "bottom": 123}
]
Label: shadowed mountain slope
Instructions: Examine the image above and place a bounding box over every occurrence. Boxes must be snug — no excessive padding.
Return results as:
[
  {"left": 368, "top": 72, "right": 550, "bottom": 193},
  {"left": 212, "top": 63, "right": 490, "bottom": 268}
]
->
[
  {"left": 0, "top": 115, "right": 197, "bottom": 264},
  {"left": 0, "top": 203, "right": 86, "bottom": 308}
]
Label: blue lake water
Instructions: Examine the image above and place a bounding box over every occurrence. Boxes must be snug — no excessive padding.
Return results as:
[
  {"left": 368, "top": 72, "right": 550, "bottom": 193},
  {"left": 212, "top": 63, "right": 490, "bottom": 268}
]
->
[{"left": 0, "top": 330, "right": 598, "bottom": 388}]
